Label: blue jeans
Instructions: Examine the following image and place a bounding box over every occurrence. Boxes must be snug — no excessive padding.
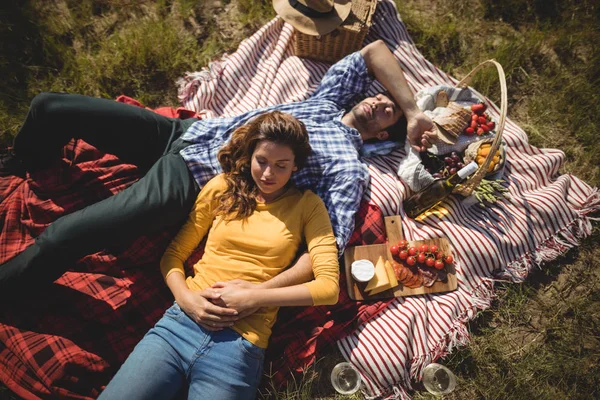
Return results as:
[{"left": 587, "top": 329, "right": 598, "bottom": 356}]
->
[{"left": 99, "top": 303, "right": 266, "bottom": 400}]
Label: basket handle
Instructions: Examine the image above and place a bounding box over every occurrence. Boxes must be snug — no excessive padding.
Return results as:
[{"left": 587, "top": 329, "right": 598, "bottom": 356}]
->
[{"left": 453, "top": 59, "right": 508, "bottom": 196}]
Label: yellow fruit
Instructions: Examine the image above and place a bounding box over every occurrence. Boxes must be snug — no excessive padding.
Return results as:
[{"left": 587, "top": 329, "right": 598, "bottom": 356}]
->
[
  {"left": 487, "top": 162, "right": 496, "bottom": 173},
  {"left": 476, "top": 156, "right": 486, "bottom": 165},
  {"left": 479, "top": 147, "right": 491, "bottom": 157},
  {"left": 493, "top": 155, "right": 500, "bottom": 163}
]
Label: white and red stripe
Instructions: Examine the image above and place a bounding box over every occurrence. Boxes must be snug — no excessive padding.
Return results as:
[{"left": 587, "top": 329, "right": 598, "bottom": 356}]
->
[{"left": 177, "top": 1, "right": 599, "bottom": 398}]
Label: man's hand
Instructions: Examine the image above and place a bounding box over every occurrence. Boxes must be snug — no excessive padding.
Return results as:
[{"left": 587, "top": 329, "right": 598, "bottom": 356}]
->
[
  {"left": 212, "top": 280, "right": 261, "bottom": 319},
  {"left": 176, "top": 287, "right": 240, "bottom": 332},
  {"left": 212, "top": 282, "right": 259, "bottom": 316},
  {"left": 406, "top": 111, "right": 436, "bottom": 152}
]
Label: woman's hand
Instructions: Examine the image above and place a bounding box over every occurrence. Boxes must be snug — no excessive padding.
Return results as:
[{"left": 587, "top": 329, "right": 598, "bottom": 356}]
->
[
  {"left": 406, "top": 111, "right": 437, "bottom": 152},
  {"left": 176, "top": 287, "right": 240, "bottom": 332}
]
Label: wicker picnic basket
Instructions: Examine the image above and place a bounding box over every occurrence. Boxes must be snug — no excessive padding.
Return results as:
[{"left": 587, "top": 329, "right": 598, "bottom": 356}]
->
[
  {"left": 293, "top": 0, "right": 377, "bottom": 63},
  {"left": 452, "top": 59, "right": 508, "bottom": 197}
]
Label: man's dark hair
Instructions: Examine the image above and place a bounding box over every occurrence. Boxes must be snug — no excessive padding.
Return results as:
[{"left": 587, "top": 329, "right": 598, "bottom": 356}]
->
[
  {"left": 382, "top": 91, "right": 407, "bottom": 142},
  {"left": 385, "top": 114, "right": 407, "bottom": 142}
]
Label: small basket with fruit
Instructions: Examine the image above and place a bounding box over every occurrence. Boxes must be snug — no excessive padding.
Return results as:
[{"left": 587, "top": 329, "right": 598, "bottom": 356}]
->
[
  {"left": 463, "top": 137, "right": 505, "bottom": 178},
  {"left": 450, "top": 59, "right": 508, "bottom": 196},
  {"left": 409, "top": 59, "right": 508, "bottom": 198}
]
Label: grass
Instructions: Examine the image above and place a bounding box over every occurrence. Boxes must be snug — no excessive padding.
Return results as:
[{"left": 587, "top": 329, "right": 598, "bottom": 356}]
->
[{"left": 0, "top": 0, "right": 599, "bottom": 399}]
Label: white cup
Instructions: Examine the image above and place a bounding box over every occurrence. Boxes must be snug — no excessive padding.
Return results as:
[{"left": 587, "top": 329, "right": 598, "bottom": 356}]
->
[
  {"left": 330, "top": 362, "right": 361, "bottom": 395},
  {"left": 422, "top": 363, "right": 457, "bottom": 395}
]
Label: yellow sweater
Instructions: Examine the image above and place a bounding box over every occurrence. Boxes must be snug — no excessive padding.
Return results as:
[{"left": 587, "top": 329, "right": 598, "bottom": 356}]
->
[{"left": 160, "top": 174, "right": 339, "bottom": 348}]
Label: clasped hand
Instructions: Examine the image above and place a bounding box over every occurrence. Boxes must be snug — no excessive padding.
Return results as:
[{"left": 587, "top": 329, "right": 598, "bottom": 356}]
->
[{"left": 177, "top": 279, "right": 260, "bottom": 331}]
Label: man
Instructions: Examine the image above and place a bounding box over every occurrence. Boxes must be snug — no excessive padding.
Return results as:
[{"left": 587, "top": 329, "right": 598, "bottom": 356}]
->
[{"left": 0, "top": 40, "right": 436, "bottom": 327}]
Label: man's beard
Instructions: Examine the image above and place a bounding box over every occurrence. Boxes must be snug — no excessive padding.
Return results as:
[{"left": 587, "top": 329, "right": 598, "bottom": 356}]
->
[{"left": 352, "top": 102, "right": 371, "bottom": 130}]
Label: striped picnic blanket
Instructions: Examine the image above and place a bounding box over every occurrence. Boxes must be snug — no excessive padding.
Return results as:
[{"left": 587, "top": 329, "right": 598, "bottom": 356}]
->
[{"left": 177, "top": 1, "right": 600, "bottom": 398}]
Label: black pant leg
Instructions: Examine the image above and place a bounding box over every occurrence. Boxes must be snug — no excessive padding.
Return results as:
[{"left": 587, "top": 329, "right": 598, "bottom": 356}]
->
[
  {"left": 0, "top": 153, "right": 199, "bottom": 300},
  {"left": 13, "top": 92, "right": 182, "bottom": 171}
]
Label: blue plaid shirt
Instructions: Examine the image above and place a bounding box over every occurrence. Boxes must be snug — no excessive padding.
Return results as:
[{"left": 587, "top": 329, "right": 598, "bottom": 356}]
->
[{"left": 180, "top": 52, "right": 372, "bottom": 254}]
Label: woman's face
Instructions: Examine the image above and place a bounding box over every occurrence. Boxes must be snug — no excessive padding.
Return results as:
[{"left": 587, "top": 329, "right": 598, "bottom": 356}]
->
[{"left": 251, "top": 140, "right": 297, "bottom": 203}]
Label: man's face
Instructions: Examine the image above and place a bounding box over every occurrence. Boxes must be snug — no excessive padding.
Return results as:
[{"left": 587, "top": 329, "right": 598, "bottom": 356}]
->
[{"left": 351, "top": 93, "right": 403, "bottom": 140}]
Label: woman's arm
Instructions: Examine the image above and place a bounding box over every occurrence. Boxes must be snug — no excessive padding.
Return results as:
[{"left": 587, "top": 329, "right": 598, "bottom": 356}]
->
[{"left": 160, "top": 176, "right": 241, "bottom": 330}]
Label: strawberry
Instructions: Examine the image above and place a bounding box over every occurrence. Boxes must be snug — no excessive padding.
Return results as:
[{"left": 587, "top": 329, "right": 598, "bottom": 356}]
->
[
  {"left": 465, "top": 127, "right": 475, "bottom": 136},
  {"left": 471, "top": 120, "right": 478, "bottom": 129},
  {"left": 481, "top": 124, "right": 490, "bottom": 132},
  {"left": 477, "top": 116, "right": 487, "bottom": 125},
  {"left": 477, "top": 127, "right": 485, "bottom": 135},
  {"left": 471, "top": 103, "right": 486, "bottom": 114},
  {"left": 487, "top": 121, "right": 495, "bottom": 130}
]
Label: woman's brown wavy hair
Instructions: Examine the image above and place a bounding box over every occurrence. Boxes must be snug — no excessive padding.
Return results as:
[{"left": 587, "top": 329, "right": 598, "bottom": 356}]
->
[{"left": 215, "top": 111, "right": 311, "bottom": 220}]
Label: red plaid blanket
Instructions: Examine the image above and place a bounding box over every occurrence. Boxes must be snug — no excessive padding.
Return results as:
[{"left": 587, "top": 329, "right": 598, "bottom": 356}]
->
[{"left": 0, "top": 98, "right": 391, "bottom": 399}]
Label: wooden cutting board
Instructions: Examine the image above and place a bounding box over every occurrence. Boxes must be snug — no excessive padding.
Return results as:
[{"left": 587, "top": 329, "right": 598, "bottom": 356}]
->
[{"left": 343, "top": 216, "right": 457, "bottom": 300}]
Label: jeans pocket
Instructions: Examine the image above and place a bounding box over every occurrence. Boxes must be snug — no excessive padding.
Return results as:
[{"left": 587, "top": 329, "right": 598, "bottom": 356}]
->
[
  {"left": 164, "top": 302, "right": 184, "bottom": 321},
  {"left": 237, "top": 337, "right": 266, "bottom": 361}
]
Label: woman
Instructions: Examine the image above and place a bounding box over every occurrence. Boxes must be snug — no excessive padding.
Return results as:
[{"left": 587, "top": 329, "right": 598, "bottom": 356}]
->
[{"left": 99, "top": 111, "right": 339, "bottom": 399}]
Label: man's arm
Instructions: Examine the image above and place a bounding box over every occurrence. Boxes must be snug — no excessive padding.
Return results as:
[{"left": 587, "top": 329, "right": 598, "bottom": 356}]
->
[
  {"left": 361, "top": 40, "right": 437, "bottom": 151},
  {"left": 260, "top": 252, "right": 314, "bottom": 289},
  {"left": 211, "top": 251, "right": 315, "bottom": 293}
]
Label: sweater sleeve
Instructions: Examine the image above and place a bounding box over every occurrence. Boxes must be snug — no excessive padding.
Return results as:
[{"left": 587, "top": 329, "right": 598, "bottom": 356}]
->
[
  {"left": 160, "top": 175, "right": 226, "bottom": 280},
  {"left": 301, "top": 192, "right": 340, "bottom": 306}
]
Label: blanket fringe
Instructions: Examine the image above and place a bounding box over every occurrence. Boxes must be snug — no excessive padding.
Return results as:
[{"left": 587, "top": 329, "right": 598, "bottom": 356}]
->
[
  {"left": 365, "top": 384, "right": 412, "bottom": 400},
  {"left": 408, "top": 278, "right": 495, "bottom": 379},
  {"left": 176, "top": 55, "right": 229, "bottom": 103},
  {"left": 392, "top": 188, "right": 600, "bottom": 399},
  {"left": 501, "top": 188, "right": 599, "bottom": 282}
]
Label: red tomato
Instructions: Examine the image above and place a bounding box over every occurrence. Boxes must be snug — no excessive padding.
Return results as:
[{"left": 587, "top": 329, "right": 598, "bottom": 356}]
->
[
  {"left": 434, "top": 260, "right": 445, "bottom": 270},
  {"left": 398, "top": 239, "right": 408, "bottom": 250},
  {"left": 444, "top": 255, "right": 454, "bottom": 264},
  {"left": 417, "top": 253, "right": 426, "bottom": 264},
  {"left": 390, "top": 245, "right": 399, "bottom": 256},
  {"left": 406, "top": 256, "right": 417, "bottom": 266},
  {"left": 435, "top": 251, "right": 444, "bottom": 260},
  {"left": 430, "top": 245, "right": 439, "bottom": 254},
  {"left": 408, "top": 247, "right": 417, "bottom": 256},
  {"left": 419, "top": 244, "right": 429, "bottom": 253},
  {"left": 426, "top": 257, "right": 436, "bottom": 267},
  {"left": 399, "top": 250, "right": 408, "bottom": 260}
]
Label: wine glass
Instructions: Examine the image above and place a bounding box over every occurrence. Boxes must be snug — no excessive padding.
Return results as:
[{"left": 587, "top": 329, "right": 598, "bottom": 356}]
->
[
  {"left": 330, "top": 362, "right": 361, "bottom": 395},
  {"left": 422, "top": 363, "right": 457, "bottom": 395}
]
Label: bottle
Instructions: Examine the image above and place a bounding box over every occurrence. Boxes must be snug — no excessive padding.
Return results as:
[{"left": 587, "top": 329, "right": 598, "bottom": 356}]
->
[{"left": 403, "top": 161, "right": 478, "bottom": 219}]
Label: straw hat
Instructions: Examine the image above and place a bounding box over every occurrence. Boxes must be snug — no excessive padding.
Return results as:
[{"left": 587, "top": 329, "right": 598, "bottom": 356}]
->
[{"left": 273, "top": 0, "right": 353, "bottom": 36}]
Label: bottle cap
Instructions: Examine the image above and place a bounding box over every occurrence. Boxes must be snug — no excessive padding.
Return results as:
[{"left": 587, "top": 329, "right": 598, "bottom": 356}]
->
[{"left": 457, "top": 161, "right": 478, "bottom": 179}]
